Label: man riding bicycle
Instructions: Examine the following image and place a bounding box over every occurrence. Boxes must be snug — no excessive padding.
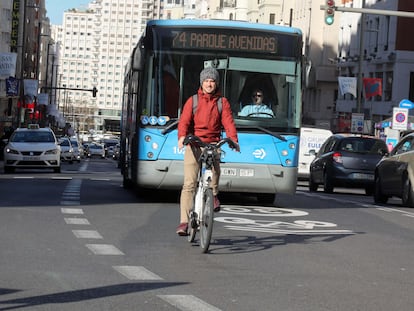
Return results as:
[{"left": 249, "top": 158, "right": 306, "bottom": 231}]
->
[{"left": 176, "top": 67, "right": 239, "bottom": 236}]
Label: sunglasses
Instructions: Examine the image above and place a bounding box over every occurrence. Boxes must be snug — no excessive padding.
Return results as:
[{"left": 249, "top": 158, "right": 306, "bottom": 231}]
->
[{"left": 253, "top": 94, "right": 262, "bottom": 98}]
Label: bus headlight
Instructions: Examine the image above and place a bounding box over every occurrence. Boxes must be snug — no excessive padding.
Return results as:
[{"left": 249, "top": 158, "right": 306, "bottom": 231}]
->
[
  {"left": 289, "top": 143, "right": 296, "bottom": 149},
  {"left": 152, "top": 142, "right": 159, "bottom": 149},
  {"left": 144, "top": 135, "right": 151, "bottom": 142},
  {"left": 285, "top": 159, "right": 292, "bottom": 165},
  {"left": 147, "top": 152, "right": 154, "bottom": 158},
  {"left": 281, "top": 149, "right": 288, "bottom": 156}
]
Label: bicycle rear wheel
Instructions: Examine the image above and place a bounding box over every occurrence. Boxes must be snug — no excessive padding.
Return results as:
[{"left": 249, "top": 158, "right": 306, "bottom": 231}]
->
[{"left": 199, "top": 188, "right": 214, "bottom": 253}]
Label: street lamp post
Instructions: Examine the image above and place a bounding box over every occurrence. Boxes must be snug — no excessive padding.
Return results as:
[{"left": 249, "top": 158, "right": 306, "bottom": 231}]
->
[{"left": 356, "top": 0, "right": 366, "bottom": 114}]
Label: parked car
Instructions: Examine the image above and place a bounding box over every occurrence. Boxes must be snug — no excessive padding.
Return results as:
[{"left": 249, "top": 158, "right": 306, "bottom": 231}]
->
[
  {"left": 69, "top": 137, "right": 83, "bottom": 162},
  {"left": 87, "top": 142, "right": 105, "bottom": 158},
  {"left": 58, "top": 137, "right": 74, "bottom": 163},
  {"left": 3, "top": 124, "right": 61, "bottom": 173},
  {"left": 309, "top": 134, "right": 388, "bottom": 195},
  {"left": 374, "top": 132, "right": 414, "bottom": 207}
]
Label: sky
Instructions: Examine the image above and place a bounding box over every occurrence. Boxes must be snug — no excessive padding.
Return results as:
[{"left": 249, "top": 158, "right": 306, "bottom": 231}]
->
[{"left": 45, "top": 0, "right": 89, "bottom": 25}]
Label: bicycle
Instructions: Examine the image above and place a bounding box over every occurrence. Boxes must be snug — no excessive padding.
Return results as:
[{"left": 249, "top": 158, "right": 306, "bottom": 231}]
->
[{"left": 183, "top": 135, "right": 239, "bottom": 253}]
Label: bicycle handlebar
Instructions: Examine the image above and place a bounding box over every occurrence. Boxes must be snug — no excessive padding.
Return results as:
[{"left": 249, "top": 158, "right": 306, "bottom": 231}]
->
[{"left": 183, "top": 135, "right": 239, "bottom": 151}]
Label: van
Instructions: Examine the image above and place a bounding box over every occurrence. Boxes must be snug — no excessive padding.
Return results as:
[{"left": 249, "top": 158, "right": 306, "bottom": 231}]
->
[{"left": 298, "top": 127, "right": 332, "bottom": 179}]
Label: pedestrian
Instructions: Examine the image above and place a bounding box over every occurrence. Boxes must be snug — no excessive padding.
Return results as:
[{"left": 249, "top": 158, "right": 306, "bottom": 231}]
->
[
  {"left": 239, "top": 89, "right": 274, "bottom": 118},
  {"left": 176, "top": 67, "right": 239, "bottom": 236}
]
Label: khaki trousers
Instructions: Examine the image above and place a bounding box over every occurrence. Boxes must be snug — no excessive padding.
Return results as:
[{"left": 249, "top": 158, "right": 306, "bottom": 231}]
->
[{"left": 179, "top": 144, "right": 220, "bottom": 223}]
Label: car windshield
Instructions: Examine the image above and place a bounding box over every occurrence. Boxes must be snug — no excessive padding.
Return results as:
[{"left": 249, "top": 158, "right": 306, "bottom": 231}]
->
[
  {"left": 339, "top": 138, "right": 387, "bottom": 154},
  {"left": 11, "top": 131, "right": 55, "bottom": 143},
  {"left": 60, "top": 139, "right": 70, "bottom": 146},
  {"left": 70, "top": 140, "right": 78, "bottom": 147},
  {"left": 90, "top": 144, "right": 102, "bottom": 149}
]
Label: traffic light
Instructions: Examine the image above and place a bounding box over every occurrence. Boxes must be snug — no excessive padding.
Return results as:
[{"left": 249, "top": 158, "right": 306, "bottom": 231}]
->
[
  {"left": 92, "top": 86, "right": 98, "bottom": 97},
  {"left": 325, "top": 0, "right": 335, "bottom": 25}
]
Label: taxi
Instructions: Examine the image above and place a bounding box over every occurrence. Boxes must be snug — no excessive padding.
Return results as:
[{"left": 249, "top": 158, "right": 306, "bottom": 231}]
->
[{"left": 3, "top": 124, "right": 61, "bottom": 173}]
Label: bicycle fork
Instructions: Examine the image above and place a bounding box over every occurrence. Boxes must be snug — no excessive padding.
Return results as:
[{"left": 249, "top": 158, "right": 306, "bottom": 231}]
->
[{"left": 190, "top": 166, "right": 213, "bottom": 229}]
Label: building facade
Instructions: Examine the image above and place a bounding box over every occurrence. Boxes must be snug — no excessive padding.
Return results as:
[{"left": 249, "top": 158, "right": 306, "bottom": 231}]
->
[{"left": 2, "top": 0, "right": 414, "bottom": 138}]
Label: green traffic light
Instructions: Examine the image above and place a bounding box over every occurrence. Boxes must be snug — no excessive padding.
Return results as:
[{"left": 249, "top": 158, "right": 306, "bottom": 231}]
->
[{"left": 325, "top": 16, "right": 334, "bottom": 25}]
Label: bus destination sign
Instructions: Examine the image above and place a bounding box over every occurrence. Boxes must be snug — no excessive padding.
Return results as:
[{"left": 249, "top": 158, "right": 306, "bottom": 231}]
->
[{"left": 172, "top": 30, "right": 278, "bottom": 54}]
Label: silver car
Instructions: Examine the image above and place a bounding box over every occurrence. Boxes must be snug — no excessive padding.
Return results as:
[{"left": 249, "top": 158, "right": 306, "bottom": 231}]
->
[
  {"left": 70, "top": 137, "right": 83, "bottom": 162},
  {"left": 58, "top": 137, "right": 75, "bottom": 163}
]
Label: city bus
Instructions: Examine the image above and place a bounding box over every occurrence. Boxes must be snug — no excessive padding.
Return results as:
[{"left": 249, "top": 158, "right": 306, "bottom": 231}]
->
[{"left": 120, "top": 19, "right": 303, "bottom": 203}]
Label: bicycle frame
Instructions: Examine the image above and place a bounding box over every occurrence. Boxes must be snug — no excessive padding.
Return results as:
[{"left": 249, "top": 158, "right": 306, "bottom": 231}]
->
[{"left": 185, "top": 135, "right": 238, "bottom": 253}]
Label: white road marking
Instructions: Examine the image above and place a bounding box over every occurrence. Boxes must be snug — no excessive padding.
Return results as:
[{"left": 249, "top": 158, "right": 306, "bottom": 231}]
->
[
  {"left": 376, "top": 206, "right": 414, "bottom": 218},
  {"left": 64, "top": 218, "right": 90, "bottom": 225},
  {"left": 113, "top": 266, "right": 163, "bottom": 280},
  {"left": 72, "top": 230, "right": 103, "bottom": 239},
  {"left": 85, "top": 244, "right": 124, "bottom": 255},
  {"left": 60, "top": 201, "right": 80, "bottom": 205},
  {"left": 158, "top": 295, "right": 222, "bottom": 311},
  {"left": 225, "top": 225, "right": 354, "bottom": 235},
  {"left": 61, "top": 208, "right": 83, "bottom": 214}
]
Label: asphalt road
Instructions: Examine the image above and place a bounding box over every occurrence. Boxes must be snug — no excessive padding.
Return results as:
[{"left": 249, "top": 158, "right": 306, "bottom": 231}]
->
[{"left": 1, "top": 159, "right": 414, "bottom": 310}]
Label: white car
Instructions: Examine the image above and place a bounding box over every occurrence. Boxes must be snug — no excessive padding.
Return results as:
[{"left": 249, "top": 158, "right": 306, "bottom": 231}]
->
[
  {"left": 69, "top": 137, "right": 83, "bottom": 162},
  {"left": 58, "top": 137, "right": 75, "bottom": 163},
  {"left": 87, "top": 143, "right": 105, "bottom": 158},
  {"left": 3, "top": 125, "right": 61, "bottom": 173}
]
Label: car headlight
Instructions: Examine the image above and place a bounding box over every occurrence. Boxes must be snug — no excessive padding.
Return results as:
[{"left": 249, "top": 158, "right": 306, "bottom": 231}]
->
[
  {"left": 5, "top": 148, "right": 19, "bottom": 154},
  {"left": 45, "top": 149, "right": 59, "bottom": 155}
]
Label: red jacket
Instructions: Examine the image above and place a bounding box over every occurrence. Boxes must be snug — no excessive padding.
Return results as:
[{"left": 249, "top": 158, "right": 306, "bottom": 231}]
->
[{"left": 178, "top": 88, "right": 238, "bottom": 143}]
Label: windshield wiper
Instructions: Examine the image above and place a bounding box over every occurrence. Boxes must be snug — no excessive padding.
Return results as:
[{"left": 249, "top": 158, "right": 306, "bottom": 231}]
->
[
  {"left": 235, "top": 124, "right": 287, "bottom": 142},
  {"left": 161, "top": 119, "right": 179, "bottom": 135}
]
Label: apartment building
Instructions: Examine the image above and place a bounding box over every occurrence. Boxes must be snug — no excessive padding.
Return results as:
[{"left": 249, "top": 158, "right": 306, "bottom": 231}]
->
[
  {"left": 55, "top": 0, "right": 154, "bottom": 134},
  {"left": 3, "top": 0, "right": 414, "bottom": 137}
]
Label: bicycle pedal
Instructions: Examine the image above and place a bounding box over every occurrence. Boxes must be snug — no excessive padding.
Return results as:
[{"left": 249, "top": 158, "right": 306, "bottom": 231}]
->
[{"left": 190, "top": 218, "right": 198, "bottom": 229}]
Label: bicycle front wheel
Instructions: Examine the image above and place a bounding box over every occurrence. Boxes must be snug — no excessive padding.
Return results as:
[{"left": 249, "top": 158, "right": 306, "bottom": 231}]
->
[{"left": 199, "top": 188, "right": 214, "bottom": 253}]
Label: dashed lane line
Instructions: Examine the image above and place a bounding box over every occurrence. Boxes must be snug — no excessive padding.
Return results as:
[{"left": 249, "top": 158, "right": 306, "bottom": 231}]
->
[
  {"left": 59, "top": 176, "right": 222, "bottom": 310},
  {"left": 113, "top": 266, "right": 163, "bottom": 280},
  {"left": 64, "top": 218, "right": 90, "bottom": 225},
  {"left": 61, "top": 208, "right": 83, "bottom": 214},
  {"left": 158, "top": 295, "right": 222, "bottom": 311},
  {"left": 72, "top": 230, "right": 103, "bottom": 239},
  {"left": 85, "top": 244, "right": 124, "bottom": 255}
]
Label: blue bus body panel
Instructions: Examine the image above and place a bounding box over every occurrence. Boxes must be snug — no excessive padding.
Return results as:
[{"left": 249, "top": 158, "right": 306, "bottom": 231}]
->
[
  {"left": 137, "top": 128, "right": 299, "bottom": 166},
  {"left": 135, "top": 127, "right": 299, "bottom": 194}
]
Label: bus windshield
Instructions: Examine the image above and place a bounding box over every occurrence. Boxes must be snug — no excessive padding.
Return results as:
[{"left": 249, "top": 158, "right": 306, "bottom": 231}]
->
[{"left": 137, "top": 23, "right": 302, "bottom": 132}]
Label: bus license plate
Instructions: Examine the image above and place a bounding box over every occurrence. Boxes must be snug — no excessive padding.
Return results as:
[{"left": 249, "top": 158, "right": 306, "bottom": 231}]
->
[
  {"left": 240, "top": 169, "right": 254, "bottom": 177},
  {"left": 222, "top": 168, "right": 237, "bottom": 176}
]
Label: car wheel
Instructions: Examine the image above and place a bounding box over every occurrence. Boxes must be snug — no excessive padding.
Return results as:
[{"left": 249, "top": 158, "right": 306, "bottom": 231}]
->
[
  {"left": 374, "top": 175, "right": 388, "bottom": 204},
  {"left": 309, "top": 174, "right": 318, "bottom": 192},
  {"left": 402, "top": 176, "right": 414, "bottom": 207},
  {"left": 323, "top": 171, "right": 334, "bottom": 193}
]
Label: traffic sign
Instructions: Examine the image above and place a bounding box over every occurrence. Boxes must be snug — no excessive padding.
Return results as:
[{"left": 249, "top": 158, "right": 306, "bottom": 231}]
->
[
  {"left": 392, "top": 107, "right": 408, "bottom": 130},
  {"left": 399, "top": 99, "right": 414, "bottom": 109}
]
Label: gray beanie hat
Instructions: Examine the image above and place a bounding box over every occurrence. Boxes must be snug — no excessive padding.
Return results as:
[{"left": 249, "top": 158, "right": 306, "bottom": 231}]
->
[{"left": 200, "top": 67, "right": 219, "bottom": 85}]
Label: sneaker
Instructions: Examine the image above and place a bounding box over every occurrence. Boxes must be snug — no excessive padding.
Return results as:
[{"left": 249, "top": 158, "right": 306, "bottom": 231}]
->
[
  {"left": 176, "top": 223, "right": 188, "bottom": 236},
  {"left": 213, "top": 196, "right": 220, "bottom": 212}
]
